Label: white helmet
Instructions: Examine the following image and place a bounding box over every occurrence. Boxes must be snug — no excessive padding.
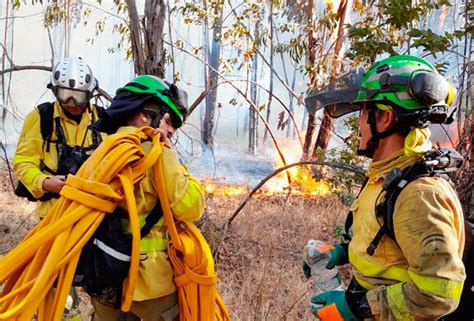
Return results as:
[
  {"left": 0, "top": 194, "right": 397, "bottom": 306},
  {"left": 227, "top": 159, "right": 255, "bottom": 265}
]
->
[{"left": 49, "top": 57, "right": 98, "bottom": 106}]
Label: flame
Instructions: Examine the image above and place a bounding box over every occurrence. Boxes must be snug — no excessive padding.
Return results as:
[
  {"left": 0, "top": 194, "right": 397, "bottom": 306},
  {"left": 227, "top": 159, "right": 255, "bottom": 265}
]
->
[
  {"left": 325, "top": 0, "right": 341, "bottom": 14},
  {"left": 265, "top": 139, "right": 331, "bottom": 196},
  {"left": 203, "top": 181, "right": 249, "bottom": 197},
  {"left": 202, "top": 139, "right": 331, "bottom": 197}
]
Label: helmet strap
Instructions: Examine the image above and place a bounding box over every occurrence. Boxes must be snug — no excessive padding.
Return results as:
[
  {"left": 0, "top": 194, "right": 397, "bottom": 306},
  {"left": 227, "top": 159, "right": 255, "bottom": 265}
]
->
[
  {"left": 357, "top": 108, "right": 402, "bottom": 158},
  {"left": 150, "top": 112, "right": 164, "bottom": 129}
]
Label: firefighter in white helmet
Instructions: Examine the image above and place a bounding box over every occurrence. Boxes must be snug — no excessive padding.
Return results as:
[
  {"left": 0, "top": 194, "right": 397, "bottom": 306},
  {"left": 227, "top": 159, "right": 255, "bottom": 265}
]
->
[{"left": 13, "top": 57, "right": 104, "bottom": 217}]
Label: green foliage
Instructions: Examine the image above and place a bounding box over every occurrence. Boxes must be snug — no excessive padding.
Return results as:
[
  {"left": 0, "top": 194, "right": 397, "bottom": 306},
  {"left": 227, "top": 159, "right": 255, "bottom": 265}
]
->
[
  {"left": 312, "top": 114, "right": 365, "bottom": 206},
  {"left": 43, "top": 3, "right": 67, "bottom": 27},
  {"left": 332, "top": 224, "right": 346, "bottom": 243},
  {"left": 347, "top": 0, "right": 467, "bottom": 64}
]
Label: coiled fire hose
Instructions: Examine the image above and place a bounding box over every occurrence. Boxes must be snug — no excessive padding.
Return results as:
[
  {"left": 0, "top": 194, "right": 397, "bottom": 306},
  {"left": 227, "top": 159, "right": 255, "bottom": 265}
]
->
[
  {"left": 0, "top": 127, "right": 162, "bottom": 320},
  {"left": 0, "top": 126, "right": 230, "bottom": 321},
  {"left": 153, "top": 159, "right": 230, "bottom": 320}
]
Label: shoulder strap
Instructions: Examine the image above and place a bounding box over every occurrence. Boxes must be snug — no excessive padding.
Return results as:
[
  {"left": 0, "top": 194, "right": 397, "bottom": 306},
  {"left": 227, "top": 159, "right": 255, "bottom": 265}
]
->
[
  {"left": 140, "top": 201, "right": 164, "bottom": 237},
  {"left": 366, "top": 162, "right": 432, "bottom": 255},
  {"left": 93, "top": 104, "right": 105, "bottom": 117},
  {"left": 37, "top": 102, "right": 55, "bottom": 152},
  {"left": 87, "top": 104, "right": 104, "bottom": 148},
  {"left": 112, "top": 201, "right": 163, "bottom": 239}
]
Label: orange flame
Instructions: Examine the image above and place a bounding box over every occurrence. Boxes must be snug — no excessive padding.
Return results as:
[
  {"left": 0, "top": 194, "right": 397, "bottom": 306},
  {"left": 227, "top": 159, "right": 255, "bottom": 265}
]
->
[
  {"left": 265, "top": 139, "right": 331, "bottom": 196},
  {"left": 202, "top": 139, "right": 331, "bottom": 197},
  {"left": 202, "top": 181, "right": 249, "bottom": 197}
]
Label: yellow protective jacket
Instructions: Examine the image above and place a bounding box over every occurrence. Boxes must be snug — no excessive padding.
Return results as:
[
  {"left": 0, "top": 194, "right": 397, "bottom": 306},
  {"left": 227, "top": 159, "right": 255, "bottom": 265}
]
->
[
  {"left": 116, "top": 126, "right": 205, "bottom": 301},
  {"left": 349, "top": 149, "right": 465, "bottom": 320},
  {"left": 13, "top": 101, "right": 102, "bottom": 217}
]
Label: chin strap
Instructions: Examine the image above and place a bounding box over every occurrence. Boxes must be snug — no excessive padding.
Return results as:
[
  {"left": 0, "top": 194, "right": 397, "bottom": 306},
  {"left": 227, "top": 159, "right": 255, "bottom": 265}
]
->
[{"left": 357, "top": 108, "right": 405, "bottom": 158}]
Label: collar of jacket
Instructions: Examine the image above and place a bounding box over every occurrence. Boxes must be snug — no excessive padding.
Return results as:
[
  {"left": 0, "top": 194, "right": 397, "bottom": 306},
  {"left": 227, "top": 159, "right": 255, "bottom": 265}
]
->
[{"left": 367, "top": 149, "right": 419, "bottom": 182}]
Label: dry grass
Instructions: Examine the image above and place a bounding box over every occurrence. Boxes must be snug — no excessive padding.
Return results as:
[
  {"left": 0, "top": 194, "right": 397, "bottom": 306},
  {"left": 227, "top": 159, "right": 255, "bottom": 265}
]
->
[
  {"left": 205, "top": 192, "right": 348, "bottom": 321},
  {"left": 0, "top": 163, "right": 350, "bottom": 321}
]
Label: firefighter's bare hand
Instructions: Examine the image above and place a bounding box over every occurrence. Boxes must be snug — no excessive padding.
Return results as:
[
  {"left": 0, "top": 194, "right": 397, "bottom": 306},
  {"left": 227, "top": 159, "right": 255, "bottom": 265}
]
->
[
  {"left": 42, "top": 175, "right": 66, "bottom": 193},
  {"left": 153, "top": 128, "right": 172, "bottom": 147}
]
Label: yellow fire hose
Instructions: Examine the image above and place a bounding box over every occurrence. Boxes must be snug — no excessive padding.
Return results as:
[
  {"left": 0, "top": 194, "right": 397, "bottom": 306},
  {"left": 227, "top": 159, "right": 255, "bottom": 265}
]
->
[
  {"left": 0, "top": 127, "right": 162, "bottom": 320},
  {"left": 154, "top": 161, "right": 230, "bottom": 321},
  {"left": 0, "top": 126, "right": 230, "bottom": 320}
]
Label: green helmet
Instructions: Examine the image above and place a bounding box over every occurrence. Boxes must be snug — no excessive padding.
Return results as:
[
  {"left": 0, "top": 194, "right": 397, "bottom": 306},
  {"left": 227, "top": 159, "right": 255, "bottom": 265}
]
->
[
  {"left": 117, "top": 75, "right": 187, "bottom": 128},
  {"left": 353, "top": 55, "right": 454, "bottom": 110}
]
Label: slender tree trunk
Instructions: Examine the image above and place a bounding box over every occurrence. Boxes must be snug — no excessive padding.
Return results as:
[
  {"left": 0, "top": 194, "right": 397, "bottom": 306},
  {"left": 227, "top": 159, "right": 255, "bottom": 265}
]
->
[
  {"left": 125, "top": 0, "right": 145, "bottom": 74},
  {"left": 166, "top": 0, "right": 175, "bottom": 79},
  {"left": 249, "top": 17, "right": 260, "bottom": 155},
  {"left": 202, "top": 1, "right": 223, "bottom": 146},
  {"left": 286, "top": 67, "right": 297, "bottom": 138},
  {"left": 312, "top": 0, "right": 352, "bottom": 156},
  {"left": 302, "top": 0, "right": 317, "bottom": 160},
  {"left": 468, "top": 41, "right": 474, "bottom": 219},
  {"left": 64, "top": 0, "right": 72, "bottom": 57},
  {"left": 201, "top": 0, "right": 210, "bottom": 126},
  {"left": 1, "top": 0, "right": 13, "bottom": 126},
  {"left": 263, "top": 1, "right": 274, "bottom": 144}
]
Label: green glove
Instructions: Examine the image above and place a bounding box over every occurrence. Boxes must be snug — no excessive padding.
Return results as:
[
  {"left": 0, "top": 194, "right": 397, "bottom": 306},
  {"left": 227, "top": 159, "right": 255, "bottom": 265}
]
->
[
  {"left": 311, "top": 290, "right": 359, "bottom": 321},
  {"left": 325, "top": 243, "right": 349, "bottom": 269},
  {"left": 303, "top": 243, "right": 349, "bottom": 279}
]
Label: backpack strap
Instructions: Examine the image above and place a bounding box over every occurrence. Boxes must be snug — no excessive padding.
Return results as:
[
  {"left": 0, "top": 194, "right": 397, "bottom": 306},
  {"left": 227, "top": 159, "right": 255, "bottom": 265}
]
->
[
  {"left": 112, "top": 200, "right": 163, "bottom": 238},
  {"left": 89, "top": 104, "right": 104, "bottom": 148},
  {"left": 37, "top": 102, "right": 55, "bottom": 152},
  {"left": 366, "top": 162, "right": 433, "bottom": 255},
  {"left": 140, "top": 200, "right": 163, "bottom": 237}
]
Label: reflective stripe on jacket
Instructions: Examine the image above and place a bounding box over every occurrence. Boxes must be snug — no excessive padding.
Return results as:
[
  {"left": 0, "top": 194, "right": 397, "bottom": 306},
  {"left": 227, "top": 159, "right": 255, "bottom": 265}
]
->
[
  {"left": 116, "top": 126, "right": 205, "bottom": 301},
  {"left": 13, "top": 101, "right": 102, "bottom": 217},
  {"left": 349, "top": 149, "right": 465, "bottom": 320}
]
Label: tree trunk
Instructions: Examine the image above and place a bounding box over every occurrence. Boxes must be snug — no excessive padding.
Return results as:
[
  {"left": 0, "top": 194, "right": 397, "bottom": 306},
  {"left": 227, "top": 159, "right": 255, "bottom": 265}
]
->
[
  {"left": 125, "top": 0, "right": 166, "bottom": 77},
  {"left": 312, "top": 0, "right": 352, "bottom": 156},
  {"left": 301, "top": 0, "right": 317, "bottom": 160},
  {"left": 144, "top": 0, "right": 166, "bottom": 77},
  {"left": 125, "top": 0, "right": 146, "bottom": 75},
  {"left": 302, "top": 114, "right": 316, "bottom": 160},
  {"left": 468, "top": 55, "right": 474, "bottom": 219},
  {"left": 263, "top": 1, "right": 273, "bottom": 144},
  {"left": 202, "top": 2, "right": 223, "bottom": 147},
  {"left": 286, "top": 67, "right": 297, "bottom": 138},
  {"left": 249, "top": 17, "right": 260, "bottom": 155},
  {"left": 1, "top": 0, "right": 13, "bottom": 126}
]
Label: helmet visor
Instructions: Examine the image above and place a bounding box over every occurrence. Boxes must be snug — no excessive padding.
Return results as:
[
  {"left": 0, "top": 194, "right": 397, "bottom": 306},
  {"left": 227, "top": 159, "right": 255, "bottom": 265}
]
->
[
  {"left": 305, "top": 67, "right": 365, "bottom": 118},
  {"left": 55, "top": 87, "right": 90, "bottom": 106}
]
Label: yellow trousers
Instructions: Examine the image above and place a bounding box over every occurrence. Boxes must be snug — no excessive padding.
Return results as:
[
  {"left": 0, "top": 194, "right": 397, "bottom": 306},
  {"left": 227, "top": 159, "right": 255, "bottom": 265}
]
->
[{"left": 92, "top": 292, "right": 179, "bottom": 321}]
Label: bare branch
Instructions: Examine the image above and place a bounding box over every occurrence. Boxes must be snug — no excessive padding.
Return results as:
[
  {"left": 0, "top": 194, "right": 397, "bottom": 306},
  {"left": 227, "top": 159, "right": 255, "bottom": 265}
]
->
[
  {"left": 0, "top": 65, "right": 52, "bottom": 75},
  {"left": 82, "top": 1, "right": 127, "bottom": 22}
]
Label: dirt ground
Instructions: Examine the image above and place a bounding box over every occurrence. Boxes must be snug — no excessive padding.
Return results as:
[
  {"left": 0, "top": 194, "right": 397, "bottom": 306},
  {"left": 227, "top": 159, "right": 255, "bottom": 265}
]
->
[{"left": 0, "top": 163, "right": 350, "bottom": 320}]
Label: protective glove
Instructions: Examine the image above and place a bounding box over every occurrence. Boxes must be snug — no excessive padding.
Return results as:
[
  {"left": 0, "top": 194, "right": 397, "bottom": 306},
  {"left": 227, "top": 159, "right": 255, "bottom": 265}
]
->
[
  {"left": 302, "top": 243, "right": 349, "bottom": 279},
  {"left": 311, "top": 290, "right": 359, "bottom": 321}
]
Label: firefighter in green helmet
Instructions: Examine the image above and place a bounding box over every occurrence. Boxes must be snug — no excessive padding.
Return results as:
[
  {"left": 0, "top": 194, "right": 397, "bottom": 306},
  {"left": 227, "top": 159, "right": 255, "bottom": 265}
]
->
[
  {"left": 303, "top": 55, "right": 468, "bottom": 320},
  {"left": 91, "top": 75, "right": 204, "bottom": 321}
]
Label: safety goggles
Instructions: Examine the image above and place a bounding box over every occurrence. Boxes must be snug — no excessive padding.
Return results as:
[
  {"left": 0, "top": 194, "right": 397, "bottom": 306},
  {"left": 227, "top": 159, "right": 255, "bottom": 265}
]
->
[
  {"left": 143, "top": 101, "right": 184, "bottom": 129},
  {"left": 54, "top": 87, "right": 90, "bottom": 106},
  {"left": 305, "top": 67, "right": 365, "bottom": 118}
]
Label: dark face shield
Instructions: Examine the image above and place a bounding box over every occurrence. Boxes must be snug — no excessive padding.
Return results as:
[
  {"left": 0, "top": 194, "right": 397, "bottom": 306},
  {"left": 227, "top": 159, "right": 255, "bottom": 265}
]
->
[
  {"left": 305, "top": 67, "right": 365, "bottom": 118},
  {"left": 55, "top": 87, "right": 90, "bottom": 106}
]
